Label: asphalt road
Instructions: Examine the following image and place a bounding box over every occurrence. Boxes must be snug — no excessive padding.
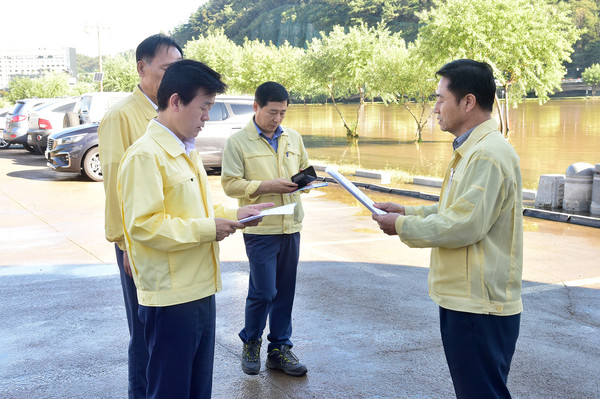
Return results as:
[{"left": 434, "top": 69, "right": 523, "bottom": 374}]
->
[{"left": 1, "top": 146, "right": 599, "bottom": 398}]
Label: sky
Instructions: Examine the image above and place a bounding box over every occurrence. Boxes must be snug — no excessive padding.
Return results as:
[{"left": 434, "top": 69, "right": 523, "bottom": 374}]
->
[{"left": 0, "top": 0, "right": 208, "bottom": 57}]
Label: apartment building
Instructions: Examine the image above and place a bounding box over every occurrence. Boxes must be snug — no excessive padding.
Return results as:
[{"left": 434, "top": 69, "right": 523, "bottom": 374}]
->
[{"left": 0, "top": 47, "right": 77, "bottom": 89}]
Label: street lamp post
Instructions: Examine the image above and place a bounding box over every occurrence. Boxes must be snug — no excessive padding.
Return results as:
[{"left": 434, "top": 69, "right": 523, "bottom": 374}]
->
[{"left": 85, "top": 24, "right": 110, "bottom": 92}]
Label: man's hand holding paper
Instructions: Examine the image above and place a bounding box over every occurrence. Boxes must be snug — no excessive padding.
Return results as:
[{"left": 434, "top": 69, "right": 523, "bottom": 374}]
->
[
  {"left": 237, "top": 202, "right": 276, "bottom": 227},
  {"left": 372, "top": 202, "right": 404, "bottom": 236}
]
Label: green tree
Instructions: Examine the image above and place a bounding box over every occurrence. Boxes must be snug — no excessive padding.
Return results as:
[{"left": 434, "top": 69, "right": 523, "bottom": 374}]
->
[
  {"left": 416, "top": 0, "right": 581, "bottom": 137},
  {"left": 7, "top": 73, "right": 71, "bottom": 102},
  {"left": 582, "top": 63, "right": 600, "bottom": 95},
  {"left": 185, "top": 29, "right": 243, "bottom": 92},
  {"left": 101, "top": 53, "right": 138, "bottom": 92},
  {"left": 566, "top": 0, "right": 600, "bottom": 72},
  {"left": 237, "top": 39, "right": 305, "bottom": 95},
  {"left": 371, "top": 40, "right": 437, "bottom": 142},
  {"left": 304, "top": 24, "right": 403, "bottom": 138}
]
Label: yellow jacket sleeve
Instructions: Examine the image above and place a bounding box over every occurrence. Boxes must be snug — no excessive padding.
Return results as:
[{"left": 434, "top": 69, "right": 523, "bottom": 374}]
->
[{"left": 99, "top": 110, "right": 130, "bottom": 249}]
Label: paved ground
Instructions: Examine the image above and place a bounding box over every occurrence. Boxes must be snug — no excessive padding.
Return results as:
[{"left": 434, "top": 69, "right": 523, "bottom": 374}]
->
[{"left": 1, "top": 147, "right": 599, "bottom": 398}]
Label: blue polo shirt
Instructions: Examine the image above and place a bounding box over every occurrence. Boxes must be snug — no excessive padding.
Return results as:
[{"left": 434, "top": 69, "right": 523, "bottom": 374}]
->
[{"left": 253, "top": 118, "right": 283, "bottom": 152}]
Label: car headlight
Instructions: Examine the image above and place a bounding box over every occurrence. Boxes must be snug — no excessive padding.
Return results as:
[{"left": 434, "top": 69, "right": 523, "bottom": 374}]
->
[{"left": 56, "top": 133, "right": 87, "bottom": 145}]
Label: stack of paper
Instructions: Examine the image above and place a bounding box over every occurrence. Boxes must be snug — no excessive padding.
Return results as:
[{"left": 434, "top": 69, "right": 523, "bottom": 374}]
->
[{"left": 325, "top": 167, "right": 386, "bottom": 215}]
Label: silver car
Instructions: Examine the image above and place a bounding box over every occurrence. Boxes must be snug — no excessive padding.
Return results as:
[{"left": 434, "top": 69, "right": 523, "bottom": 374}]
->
[
  {"left": 3, "top": 98, "right": 57, "bottom": 152},
  {"left": 27, "top": 97, "right": 78, "bottom": 154},
  {"left": 196, "top": 95, "right": 254, "bottom": 168},
  {"left": 0, "top": 106, "right": 12, "bottom": 149}
]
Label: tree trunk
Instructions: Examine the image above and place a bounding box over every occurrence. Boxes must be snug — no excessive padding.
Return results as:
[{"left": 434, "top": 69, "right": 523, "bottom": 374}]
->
[
  {"left": 327, "top": 83, "right": 354, "bottom": 137},
  {"left": 402, "top": 101, "right": 432, "bottom": 143},
  {"left": 494, "top": 93, "right": 504, "bottom": 135},
  {"left": 503, "top": 84, "right": 510, "bottom": 138}
]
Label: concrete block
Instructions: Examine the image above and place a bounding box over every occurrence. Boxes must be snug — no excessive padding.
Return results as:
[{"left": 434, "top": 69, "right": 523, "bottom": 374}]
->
[
  {"left": 590, "top": 164, "right": 600, "bottom": 216},
  {"left": 535, "top": 174, "right": 565, "bottom": 209},
  {"left": 413, "top": 176, "right": 443, "bottom": 188},
  {"left": 522, "top": 189, "right": 536, "bottom": 201},
  {"left": 564, "top": 163, "right": 594, "bottom": 213},
  {"left": 355, "top": 169, "right": 391, "bottom": 184}
]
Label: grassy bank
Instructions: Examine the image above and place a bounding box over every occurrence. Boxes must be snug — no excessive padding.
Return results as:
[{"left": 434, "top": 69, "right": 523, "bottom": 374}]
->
[
  {"left": 310, "top": 158, "right": 437, "bottom": 187},
  {"left": 311, "top": 158, "right": 539, "bottom": 190}
]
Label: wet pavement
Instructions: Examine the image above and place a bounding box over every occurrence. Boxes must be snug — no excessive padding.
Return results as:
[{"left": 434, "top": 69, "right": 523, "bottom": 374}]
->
[{"left": 1, "top": 147, "right": 599, "bottom": 398}]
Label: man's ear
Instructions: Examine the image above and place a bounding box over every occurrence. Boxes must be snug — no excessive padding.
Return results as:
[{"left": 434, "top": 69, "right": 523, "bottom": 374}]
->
[
  {"left": 169, "top": 93, "right": 181, "bottom": 111},
  {"left": 137, "top": 60, "right": 146, "bottom": 77},
  {"left": 252, "top": 101, "right": 259, "bottom": 113},
  {"left": 463, "top": 93, "right": 477, "bottom": 112}
]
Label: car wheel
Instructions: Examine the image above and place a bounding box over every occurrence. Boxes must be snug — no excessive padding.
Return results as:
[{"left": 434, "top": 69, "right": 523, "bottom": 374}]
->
[
  {"left": 23, "top": 142, "right": 37, "bottom": 153},
  {"left": 0, "top": 138, "right": 10, "bottom": 149},
  {"left": 82, "top": 146, "right": 103, "bottom": 182},
  {"left": 64, "top": 111, "right": 80, "bottom": 128}
]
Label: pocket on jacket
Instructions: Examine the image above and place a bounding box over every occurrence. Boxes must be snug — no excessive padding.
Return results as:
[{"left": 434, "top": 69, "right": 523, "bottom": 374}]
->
[{"left": 163, "top": 172, "right": 197, "bottom": 188}]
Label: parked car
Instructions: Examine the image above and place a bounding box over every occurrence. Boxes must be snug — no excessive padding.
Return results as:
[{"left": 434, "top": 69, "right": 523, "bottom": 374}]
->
[
  {"left": 46, "top": 123, "right": 102, "bottom": 181},
  {"left": 3, "top": 98, "right": 58, "bottom": 152},
  {"left": 0, "top": 106, "right": 12, "bottom": 149},
  {"left": 27, "top": 97, "right": 78, "bottom": 154},
  {"left": 196, "top": 95, "right": 254, "bottom": 167},
  {"left": 46, "top": 95, "right": 255, "bottom": 181},
  {"left": 63, "top": 92, "right": 130, "bottom": 127}
]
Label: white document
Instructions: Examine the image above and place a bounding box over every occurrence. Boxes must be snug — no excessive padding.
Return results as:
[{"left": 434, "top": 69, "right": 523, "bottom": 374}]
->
[
  {"left": 325, "top": 166, "right": 386, "bottom": 215},
  {"left": 238, "top": 203, "right": 297, "bottom": 223},
  {"left": 289, "top": 182, "right": 329, "bottom": 194}
]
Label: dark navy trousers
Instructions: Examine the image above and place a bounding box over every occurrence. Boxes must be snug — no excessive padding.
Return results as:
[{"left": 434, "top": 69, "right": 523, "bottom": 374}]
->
[
  {"left": 239, "top": 233, "right": 300, "bottom": 352},
  {"left": 115, "top": 244, "right": 148, "bottom": 399},
  {"left": 139, "top": 295, "right": 216, "bottom": 399},
  {"left": 439, "top": 307, "right": 521, "bottom": 399}
]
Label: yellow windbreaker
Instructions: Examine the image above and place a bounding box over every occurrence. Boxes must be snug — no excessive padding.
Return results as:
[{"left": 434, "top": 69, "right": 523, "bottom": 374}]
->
[
  {"left": 118, "top": 121, "right": 238, "bottom": 307},
  {"left": 221, "top": 120, "right": 310, "bottom": 235},
  {"left": 98, "top": 86, "right": 155, "bottom": 250},
  {"left": 396, "top": 119, "right": 523, "bottom": 315}
]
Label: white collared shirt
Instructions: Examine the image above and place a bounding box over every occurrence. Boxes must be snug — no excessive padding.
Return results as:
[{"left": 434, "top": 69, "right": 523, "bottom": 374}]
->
[{"left": 150, "top": 119, "right": 195, "bottom": 155}]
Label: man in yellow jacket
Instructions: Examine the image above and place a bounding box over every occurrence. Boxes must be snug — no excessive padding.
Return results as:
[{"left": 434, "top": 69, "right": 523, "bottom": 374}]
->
[
  {"left": 118, "top": 60, "right": 271, "bottom": 398},
  {"left": 98, "top": 34, "right": 182, "bottom": 399},
  {"left": 221, "top": 82, "right": 310, "bottom": 377},
  {"left": 373, "top": 59, "right": 523, "bottom": 399}
]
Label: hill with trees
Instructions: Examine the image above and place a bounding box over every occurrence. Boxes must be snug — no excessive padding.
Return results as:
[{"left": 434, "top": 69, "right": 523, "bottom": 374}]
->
[
  {"left": 171, "top": 0, "right": 433, "bottom": 47},
  {"left": 170, "top": 0, "right": 599, "bottom": 76}
]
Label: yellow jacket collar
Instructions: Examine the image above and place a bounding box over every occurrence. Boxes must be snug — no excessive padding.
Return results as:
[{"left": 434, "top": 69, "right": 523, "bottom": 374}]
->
[
  {"left": 132, "top": 86, "right": 158, "bottom": 121},
  {"left": 243, "top": 119, "right": 289, "bottom": 141},
  {"left": 455, "top": 118, "right": 501, "bottom": 157},
  {"left": 147, "top": 120, "right": 186, "bottom": 158}
]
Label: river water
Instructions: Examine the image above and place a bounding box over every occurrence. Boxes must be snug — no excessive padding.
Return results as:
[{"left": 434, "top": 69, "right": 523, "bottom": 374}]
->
[{"left": 285, "top": 99, "right": 600, "bottom": 188}]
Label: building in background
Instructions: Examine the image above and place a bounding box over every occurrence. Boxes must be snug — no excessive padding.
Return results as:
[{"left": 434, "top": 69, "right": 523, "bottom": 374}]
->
[{"left": 0, "top": 47, "right": 77, "bottom": 89}]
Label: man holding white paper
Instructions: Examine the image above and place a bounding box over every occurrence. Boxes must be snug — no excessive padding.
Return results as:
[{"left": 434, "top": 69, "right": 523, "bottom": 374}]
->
[
  {"left": 372, "top": 59, "right": 522, "bottom": 399},
  {"left": 221, "top": 81, "right": 310, "bottom": 377},
  {"left": 118, "top": 60, "right": 272, "bottom": 398}
]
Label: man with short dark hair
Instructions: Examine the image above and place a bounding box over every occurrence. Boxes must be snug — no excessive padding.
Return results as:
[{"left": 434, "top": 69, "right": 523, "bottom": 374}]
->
[
  {"left": 221, "top": 81, "right": 310, "bottom": 377},
  {"left": 118, "top": 59, "right": 272, "bottom": 398},
  {"left": 98, "top": 33, "right": 182, "bottom": 398},
  {"left": 373, "top": 59, "right": 523, "bottom": 399}
]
